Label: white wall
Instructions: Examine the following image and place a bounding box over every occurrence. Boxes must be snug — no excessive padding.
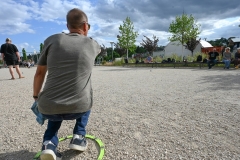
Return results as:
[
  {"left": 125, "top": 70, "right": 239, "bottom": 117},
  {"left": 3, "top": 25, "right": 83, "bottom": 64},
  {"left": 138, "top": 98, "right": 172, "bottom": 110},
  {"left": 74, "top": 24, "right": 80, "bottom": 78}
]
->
[
  {"left": 164, "top": 41, "right": 193, "bottom": 57},
  {"left": 153, "top": 50, "right": 165, "bottom": 57},
  {"left": 154, "top": 41, "right": 208, "bottom": 58}
]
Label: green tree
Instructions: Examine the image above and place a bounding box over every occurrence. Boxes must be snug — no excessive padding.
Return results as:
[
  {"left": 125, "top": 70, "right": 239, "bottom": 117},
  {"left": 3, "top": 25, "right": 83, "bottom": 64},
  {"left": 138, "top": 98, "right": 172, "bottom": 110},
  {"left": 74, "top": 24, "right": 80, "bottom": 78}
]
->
[
  {"left": 169, "top": 13, "right": 200, "bottom": 58},
  {"left": 22, "top": 48, "right": 27, "bottom": 61},
  {"left": 117, "top": 17, "right": 138, "bottom": 59},
  {"left": 140, "top": 35, "right": 159, "bottom": 55},
  {"left": 207, "top": 37, "right": 228, "bottom": 47},
  {"left": 40, "top": 43, "right": 43, "bottom": 53},
  {"left": 135, "top": 46, "right": 147, "bottom": 53}
]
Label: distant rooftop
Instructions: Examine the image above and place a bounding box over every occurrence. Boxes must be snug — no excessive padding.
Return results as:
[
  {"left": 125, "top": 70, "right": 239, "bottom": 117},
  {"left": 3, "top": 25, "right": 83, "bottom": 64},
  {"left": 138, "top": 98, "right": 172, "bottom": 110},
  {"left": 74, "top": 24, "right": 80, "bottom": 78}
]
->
[
  {"left": 230, "top": 37, "right": 240, "bottom": 42},
  {"left": 200, "top": 40, "right": 213, "bottom": 48}
]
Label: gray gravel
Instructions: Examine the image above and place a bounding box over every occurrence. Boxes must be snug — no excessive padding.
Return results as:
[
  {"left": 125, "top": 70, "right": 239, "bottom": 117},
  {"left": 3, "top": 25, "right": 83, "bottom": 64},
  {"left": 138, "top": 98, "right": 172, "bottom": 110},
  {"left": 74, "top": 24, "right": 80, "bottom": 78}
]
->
[{"left": 0, "top": 66, "right": 239, "bottom": 160}]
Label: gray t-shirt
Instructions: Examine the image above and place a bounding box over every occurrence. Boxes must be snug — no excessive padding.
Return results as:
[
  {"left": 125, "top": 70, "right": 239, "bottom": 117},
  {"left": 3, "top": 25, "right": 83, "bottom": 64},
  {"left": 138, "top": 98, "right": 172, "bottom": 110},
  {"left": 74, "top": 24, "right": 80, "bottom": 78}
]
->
[
  {"left": 223, "top": 52, "right": 231, "bottom": 60},
  {"left": 37, "top": 33, "right": 100, "bottom": 115}
]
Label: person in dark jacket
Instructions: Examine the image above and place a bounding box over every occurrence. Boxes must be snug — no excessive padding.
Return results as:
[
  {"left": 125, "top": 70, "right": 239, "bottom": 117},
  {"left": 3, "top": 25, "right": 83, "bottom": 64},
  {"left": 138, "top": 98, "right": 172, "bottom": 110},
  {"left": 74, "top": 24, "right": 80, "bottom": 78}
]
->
[
  {"left": 0, "top": 38, "right": 24, "bottom": 79},
  {"left": 207, "top": 48, "right": 219, "bottom": 69}
]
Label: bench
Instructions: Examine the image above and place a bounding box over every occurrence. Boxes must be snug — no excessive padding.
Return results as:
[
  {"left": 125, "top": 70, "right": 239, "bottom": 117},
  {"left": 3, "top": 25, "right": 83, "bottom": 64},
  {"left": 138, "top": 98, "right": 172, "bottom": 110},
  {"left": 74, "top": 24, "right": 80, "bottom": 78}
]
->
[{"left": 123, "top": 61, "right": 235, "bottom": 69}]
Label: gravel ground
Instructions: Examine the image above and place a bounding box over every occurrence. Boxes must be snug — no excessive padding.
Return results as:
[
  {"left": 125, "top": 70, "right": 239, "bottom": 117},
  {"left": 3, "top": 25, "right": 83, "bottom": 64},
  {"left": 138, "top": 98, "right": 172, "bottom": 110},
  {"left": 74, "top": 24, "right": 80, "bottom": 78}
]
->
[{"left": 0, "top": 66, "right": 239, "bottom": 160}]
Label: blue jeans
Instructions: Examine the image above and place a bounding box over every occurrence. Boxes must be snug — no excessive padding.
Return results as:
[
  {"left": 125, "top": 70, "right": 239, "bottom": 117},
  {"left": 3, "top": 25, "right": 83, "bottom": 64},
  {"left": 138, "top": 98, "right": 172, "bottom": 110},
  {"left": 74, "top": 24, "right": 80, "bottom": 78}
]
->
[
  {"left": 42, "top": 110, "right": 91, "bottom": 146},
  {"left": 223, "top": 59, "right": 230, "bottom": 68},
  {"left": 207, "top": 59, "right": 217, "bottom": 68}
]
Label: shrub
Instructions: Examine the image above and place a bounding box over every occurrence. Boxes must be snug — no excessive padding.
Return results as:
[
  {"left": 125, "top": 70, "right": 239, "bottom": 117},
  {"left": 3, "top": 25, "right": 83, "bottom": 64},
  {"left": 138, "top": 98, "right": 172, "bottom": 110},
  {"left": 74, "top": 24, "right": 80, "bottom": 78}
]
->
[
  {"left": 101, "top": 60, "right": 106, "bottom": 65},
  {"left": 186, "top": 55, "right": 194, "bottom": 62},
  {"left": 193, "top": 52, "right": 208, "bottom": 62},
  {"left": 201, "top": 53, "right": 207, "bottom": 60},
  {"left": 153, "top": 56, "right": 163, "bottom": 63},
  {"left": 128, "top": 58, "right": 136, "bottom": 63},
  {"left": 171, "top": 53, "right": 182, "bottom": 62},
  {"left": 113, "top": 60, "right": 123, "bottom": 66}
]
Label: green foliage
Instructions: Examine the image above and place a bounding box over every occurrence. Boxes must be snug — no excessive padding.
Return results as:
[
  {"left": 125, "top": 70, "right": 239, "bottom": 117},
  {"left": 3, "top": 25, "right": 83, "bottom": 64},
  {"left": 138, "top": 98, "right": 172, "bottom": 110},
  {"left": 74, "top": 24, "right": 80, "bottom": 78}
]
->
[
  {"left": 22, "top": 48, "right": 27, "bottom": 61},
  {"left": 118, "top": 17, "right": 138, "bottom": 58},
  {"left": 128, "top": 58, "right": 136, "bottom": 63},
  {"left": 0, "top": 59, "right": 3, "bottom": 64},
  {"left": 218, "top": 53, "right": 222, "bottom": 61},
  {"left": 169, "top": 13, "right": 201, "bottom": 45},
  {"left": 40, "top": 43, "right": 43, "bottom": 53},
  {"left": 103, "top": 48, "right": 120, "bottom": 61},
  {"left": 101, "top": 60, "right": 106, "bottom": 65},
  {"left": 135, "top": 46, "right": 147, "bottom": 53},
  {"left": 114, "top": 43, "right": 126, "bottom": 57},
  {"left": 201, "top": 53, "right": 207, "bottom": 60},
  {"left": 193, "top": 52, "right": 208, "bottom": 62},
  {"left": 171, "top": 54, "right": 182, "bottom": 62},
  {"left": 186, "top": 55, "right": 194, "bottom": 62},
  {"left": 153, "top": 56, "right": 163, "bottom": 63},
  {"left": 207, "top": 37, "right": 228, "bottom": 47},
  {"left": 113, "top": 60, "right": 123, "bottom": 66}
]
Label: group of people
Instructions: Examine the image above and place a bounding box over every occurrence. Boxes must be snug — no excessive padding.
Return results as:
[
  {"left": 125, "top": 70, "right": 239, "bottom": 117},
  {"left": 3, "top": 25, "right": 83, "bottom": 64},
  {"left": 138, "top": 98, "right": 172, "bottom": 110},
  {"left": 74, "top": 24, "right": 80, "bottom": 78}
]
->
[
  {"left": 20, "top": 60, "right": 35, "bottom": 68},
  {"left": 207, "top": 47, "right": 240, "bottom": 69}
]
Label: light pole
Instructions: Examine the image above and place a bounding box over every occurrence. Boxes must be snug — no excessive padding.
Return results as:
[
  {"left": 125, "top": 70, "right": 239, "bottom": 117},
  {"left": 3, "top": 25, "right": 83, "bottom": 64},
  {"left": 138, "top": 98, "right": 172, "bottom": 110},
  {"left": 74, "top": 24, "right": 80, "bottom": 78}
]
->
[
  {"left": 33, "top": 49, "right": 36, "bottom": 63},
  {"left": 110, "top": 42, "right": 114, "bottom": 62}
]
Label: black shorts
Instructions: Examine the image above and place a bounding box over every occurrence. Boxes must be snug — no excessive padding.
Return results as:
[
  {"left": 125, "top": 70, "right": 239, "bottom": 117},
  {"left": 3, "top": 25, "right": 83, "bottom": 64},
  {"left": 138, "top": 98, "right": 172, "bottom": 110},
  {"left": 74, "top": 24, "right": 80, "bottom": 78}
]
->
[{"left": 5, "top": 60, "right": 19, "bottom": 66}]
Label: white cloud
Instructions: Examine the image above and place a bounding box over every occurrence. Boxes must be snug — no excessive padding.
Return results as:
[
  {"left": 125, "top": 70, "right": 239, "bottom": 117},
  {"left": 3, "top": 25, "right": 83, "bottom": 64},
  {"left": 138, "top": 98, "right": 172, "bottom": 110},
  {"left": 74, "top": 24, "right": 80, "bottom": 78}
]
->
[
  {"left": 0, "top": 0, "right": 34, "bottom": 34},
  {"left": 33, "top": 0, "right": 93, "bottom": 22},
  {"left": 17, "top": 43, "right": 30, "bottom": 51},
  {"left": 199, "top": 16, "right": 240, "bottom": 40}
]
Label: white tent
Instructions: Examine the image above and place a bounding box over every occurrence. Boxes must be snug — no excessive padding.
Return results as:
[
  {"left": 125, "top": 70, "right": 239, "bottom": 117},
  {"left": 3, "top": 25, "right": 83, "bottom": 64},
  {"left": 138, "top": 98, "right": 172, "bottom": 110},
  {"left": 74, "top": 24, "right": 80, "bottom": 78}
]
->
[{"left": 153, "top": 40, "right": 212, "bottom": 57}]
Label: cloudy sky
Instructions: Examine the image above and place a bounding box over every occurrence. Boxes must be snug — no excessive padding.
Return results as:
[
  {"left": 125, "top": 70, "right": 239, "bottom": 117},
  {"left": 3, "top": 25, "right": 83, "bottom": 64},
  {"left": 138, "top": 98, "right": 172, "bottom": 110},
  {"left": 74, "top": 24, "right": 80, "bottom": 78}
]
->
[{"left": 0, "top": 0, "right": 239, "bottom": 54}]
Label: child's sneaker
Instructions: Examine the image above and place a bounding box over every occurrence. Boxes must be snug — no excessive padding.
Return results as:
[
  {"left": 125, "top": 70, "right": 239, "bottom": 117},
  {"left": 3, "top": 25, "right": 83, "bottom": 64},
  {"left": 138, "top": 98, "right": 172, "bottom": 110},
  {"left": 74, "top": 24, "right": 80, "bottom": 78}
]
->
[
  {"left": 40, "top": 141, "right": 62, "bottom": 160},
  {"left": 69, "top": 134, "right": 88, "bottom": 151}
]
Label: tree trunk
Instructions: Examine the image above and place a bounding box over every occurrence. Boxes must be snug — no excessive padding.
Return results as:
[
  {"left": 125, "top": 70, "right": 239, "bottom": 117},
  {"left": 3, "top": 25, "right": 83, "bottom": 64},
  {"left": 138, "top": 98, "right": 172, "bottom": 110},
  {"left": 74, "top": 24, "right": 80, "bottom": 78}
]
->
[{"left": 182, "top": 45, "right": 183, "bottom": 62}]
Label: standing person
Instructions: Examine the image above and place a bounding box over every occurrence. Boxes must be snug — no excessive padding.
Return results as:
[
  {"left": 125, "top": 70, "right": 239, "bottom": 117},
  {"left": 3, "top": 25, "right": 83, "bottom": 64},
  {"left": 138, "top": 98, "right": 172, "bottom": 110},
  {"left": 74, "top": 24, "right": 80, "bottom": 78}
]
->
[
  {"left": 222, "top": 47, "right": 232, "bottom": 69},
  {"left": 207, "top": 48, "right": 219, "bottom": 69},
  {"left": 0, "top": 38, "right": 24, "bottom": 79},
  {"left": 33, "top": 8, "right": 100, "bottom": 160},
  {"left": 234, "top": 47, "right": 240, "bottom": 69}
]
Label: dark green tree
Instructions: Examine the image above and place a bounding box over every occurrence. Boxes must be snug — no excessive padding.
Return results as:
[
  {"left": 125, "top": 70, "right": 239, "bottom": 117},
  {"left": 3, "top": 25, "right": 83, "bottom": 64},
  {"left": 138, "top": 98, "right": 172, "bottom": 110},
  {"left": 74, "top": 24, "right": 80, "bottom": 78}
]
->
[
  {"left": 207, "top": 37, "right": 228, "bottom": 47},
  {"left": 118, "top": 17, "right": 138, "bottom": 59},
  {"left": 114, "top": 42, "right": 126, "bottom": 57},
  {"left": 40, "top": 43, "right": 43, "bottom": 53},
  {"left": 22, "top": 48, "right": 27, "bottom": 61},
  {"left": 135, "top": 46, "right": 147, "bottom": 53}
]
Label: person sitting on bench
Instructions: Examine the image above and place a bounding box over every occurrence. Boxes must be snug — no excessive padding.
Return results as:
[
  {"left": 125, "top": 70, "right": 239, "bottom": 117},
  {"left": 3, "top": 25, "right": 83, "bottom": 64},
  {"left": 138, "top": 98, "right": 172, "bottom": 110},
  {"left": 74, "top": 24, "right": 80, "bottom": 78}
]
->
[
  {"left": 207, "top": 48, "right": 219, "bottom": 69},
  {"left": 222, "top": 47, "right": 231, "bottom": 69}
]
